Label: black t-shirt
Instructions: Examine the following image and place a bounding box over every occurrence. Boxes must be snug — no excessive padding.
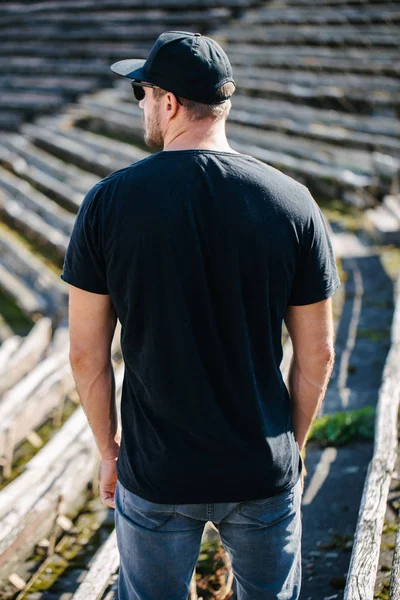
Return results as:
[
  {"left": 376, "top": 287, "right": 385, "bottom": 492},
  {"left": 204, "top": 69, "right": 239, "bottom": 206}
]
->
[{"left": 61, "top": 149, "right": 340, "bottom": 504}]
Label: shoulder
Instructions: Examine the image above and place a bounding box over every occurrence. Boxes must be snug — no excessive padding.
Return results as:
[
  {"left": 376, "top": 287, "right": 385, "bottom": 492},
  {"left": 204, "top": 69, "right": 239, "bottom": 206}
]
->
[{"left": 80, "top": 153, "right": 161, "bottom": 207}]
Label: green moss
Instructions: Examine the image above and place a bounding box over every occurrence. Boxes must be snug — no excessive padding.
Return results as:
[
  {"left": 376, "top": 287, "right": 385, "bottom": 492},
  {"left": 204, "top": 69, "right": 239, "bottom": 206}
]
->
[
  {"left": 357, "top": 328, "right": 391, "bottom": 342},
  {"left": 382, "top": 521, "right": 398, "bottom": 534},
  {"left": 308, "top": 406, "right": 375, "bottom": 446},
  {"left": 319, "top": 532, "right": 354, "bottom": 551},
  {"left": 329, "top": 576, "right": 347, "bottom": 590},
  {"left": 0, "top": 221, "right": 63, "bottom": 276},
  {"left": 318, "top": 197, "right": 365, "bottom": 233},
  {"left": 0, "top": 287, "right": 33, "bottom": 336},
  {"left": 380, "top": 245, "right": 400, "bottom": 283}
]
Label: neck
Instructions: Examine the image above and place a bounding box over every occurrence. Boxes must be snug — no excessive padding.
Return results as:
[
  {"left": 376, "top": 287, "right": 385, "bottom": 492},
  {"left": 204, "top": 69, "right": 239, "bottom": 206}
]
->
[{"left": 162, "top": 120, "right": 238, "bottom": 153}]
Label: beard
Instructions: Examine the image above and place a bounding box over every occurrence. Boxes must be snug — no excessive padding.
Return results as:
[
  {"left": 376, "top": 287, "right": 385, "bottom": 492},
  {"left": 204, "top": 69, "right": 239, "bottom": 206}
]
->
[{"left": 143, "top": 104, "right": 164, "bottom": 149}]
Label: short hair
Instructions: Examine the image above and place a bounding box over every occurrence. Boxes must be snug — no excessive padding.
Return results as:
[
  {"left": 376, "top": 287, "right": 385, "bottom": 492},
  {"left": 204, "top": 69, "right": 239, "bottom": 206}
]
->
[{"left": 153, "top": 82, "right": 235, "bottom": 121}]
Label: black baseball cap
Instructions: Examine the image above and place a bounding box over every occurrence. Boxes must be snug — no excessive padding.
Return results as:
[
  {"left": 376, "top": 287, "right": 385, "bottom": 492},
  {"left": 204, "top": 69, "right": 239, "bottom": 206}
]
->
[{"left": 110, "top": 31, "right": 235, "bottom": 105}]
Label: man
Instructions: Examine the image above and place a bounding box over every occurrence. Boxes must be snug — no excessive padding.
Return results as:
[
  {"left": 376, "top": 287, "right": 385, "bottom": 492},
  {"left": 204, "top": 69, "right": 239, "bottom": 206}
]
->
[{"left": 61, "top": 31, "right": 340, "bottom": 600}]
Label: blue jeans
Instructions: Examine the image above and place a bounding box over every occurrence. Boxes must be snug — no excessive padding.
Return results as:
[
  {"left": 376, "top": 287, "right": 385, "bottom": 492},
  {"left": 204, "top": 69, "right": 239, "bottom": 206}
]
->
[{"left": 114, "top": 478, "right": 302, "bottom": 600}]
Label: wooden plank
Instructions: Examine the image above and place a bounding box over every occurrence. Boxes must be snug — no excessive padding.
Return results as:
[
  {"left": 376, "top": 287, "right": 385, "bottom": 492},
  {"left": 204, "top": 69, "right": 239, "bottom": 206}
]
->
[
  {"left": 1, "top": 133, "right": 99, "bottom": 199},
  {"left": 233, "top": 66, "right": 400, "bottom": 94},
  {"left": 0, "top": 225, "right": 68, "bottom": 316},
  {"left": 229, "top": 95, "right": 400, "bottom": 138},
  {"left": 0, "top": 7, "right": 231, "bottom": 27},
  {"left": 0, "top": 0, "right": 259, "bottom": 14},
  {"left": 0, "top": 362, "right": 124, "bottom": 585},
  {"left": 0, "top": 76, "right": 100, "bottom": 96},
  {"left": 344, "top": 275, "right": 400, "bottom": 599},
  {"left": 215, "top": 24, "right": 400, "bottom": 47},
  {"left": 0, "top": 317, "right": 52, "bottom": 394},
  {"left": 0, "top": 92, "right": 64, "bottom": 114},
  {"left": 0, "top": 263, "right": 48, "bottom": 318},
  {"left": 71, "top": 530, "right": 119, "bottom": 600},
  {"left": 364, "top": 205, "right": 400, "bottom": 246},
  {"left": 0, "top": 189, "right": 69, "bottom": 260},
  {"left": 0, "top": 335, "right": 21, "bottom": 373},
  {"left": 241, "top": 5, "right": 400, "bottom": 25},
  {"left": 389, "top": 509, "right": 400, "bottom": 598},
  {"left": 0, "top": 167, "right": 74, "bottom": 235},
  {"left": 22, "top": 120, "right": 146, "bottom": 177},
  {"left": 234, "top": 76, "right": 399, "bottom": 109}
]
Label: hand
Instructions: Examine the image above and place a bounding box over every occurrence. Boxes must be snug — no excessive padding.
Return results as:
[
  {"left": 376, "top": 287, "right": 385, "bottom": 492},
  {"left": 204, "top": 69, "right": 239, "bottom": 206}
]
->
[{"left": 99, "top": 456, "right": 118, "bottom": 508}]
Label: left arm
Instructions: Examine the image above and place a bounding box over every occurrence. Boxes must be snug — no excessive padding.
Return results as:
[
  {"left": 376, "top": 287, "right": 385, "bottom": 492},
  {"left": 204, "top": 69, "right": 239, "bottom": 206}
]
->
[{"left": 68, "top": 284, "right": 119, "bottom": 507}]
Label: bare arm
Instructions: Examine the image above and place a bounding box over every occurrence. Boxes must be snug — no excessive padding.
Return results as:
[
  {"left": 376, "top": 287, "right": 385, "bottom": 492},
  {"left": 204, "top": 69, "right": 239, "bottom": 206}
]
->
[
  {"left": 68, "top": 284, "right": 119, "bottom": 460},
  {"left": 284, "top": 297, "right": 336, "bottom": 452}
]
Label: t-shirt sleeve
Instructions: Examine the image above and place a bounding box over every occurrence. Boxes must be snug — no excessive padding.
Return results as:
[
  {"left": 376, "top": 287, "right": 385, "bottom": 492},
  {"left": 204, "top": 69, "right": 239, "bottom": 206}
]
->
[
  {"left": 288, "top": 195, "right": 341, "bottom": 306},
  {"left": 60, "top": 183, "right": 108, "bottom": 294}
]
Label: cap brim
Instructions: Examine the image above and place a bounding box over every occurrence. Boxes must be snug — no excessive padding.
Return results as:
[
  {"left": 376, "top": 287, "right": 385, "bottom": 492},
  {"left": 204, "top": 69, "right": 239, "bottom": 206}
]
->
[{"left": 110, "top": 59, "right": 147, "bottom": 81}]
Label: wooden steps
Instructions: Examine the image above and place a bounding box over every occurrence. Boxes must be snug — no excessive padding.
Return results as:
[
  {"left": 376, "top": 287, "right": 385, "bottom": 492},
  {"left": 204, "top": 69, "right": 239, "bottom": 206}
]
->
[
  {"left": 0, "top": 317, "right": 52, "bottom": 395},
  {"left": 0, "top": 166, "right": 73, "bottom": 259},
  {"left": 241, "top": 5, "right": 400, "bottom": 25},
  {"left": 21, "top": 118, "right": 147, "bottom": 177},
  {"left": 223, "top": 44, "right": 400, "bottom": 76},
  {"left": 0, "top": 225, "right": 68, "bottom": 317},
  {"left": 215, "top": 23, "right": 400, "bottom": 47},
  {"left": 0, "top": 362, "right": 124, "bottom": 588},
  {"left": 1, "top": 134, "right": 99, "bottom": 212},
  {"left": 344, "top": 274, "right": 400, "bottom": 599}
]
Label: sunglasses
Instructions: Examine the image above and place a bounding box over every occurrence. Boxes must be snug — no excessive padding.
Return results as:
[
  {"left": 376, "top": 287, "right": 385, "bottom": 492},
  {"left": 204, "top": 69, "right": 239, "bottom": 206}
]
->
[{"left": 130, "top": 80, "right": 183, "bottom": 105}]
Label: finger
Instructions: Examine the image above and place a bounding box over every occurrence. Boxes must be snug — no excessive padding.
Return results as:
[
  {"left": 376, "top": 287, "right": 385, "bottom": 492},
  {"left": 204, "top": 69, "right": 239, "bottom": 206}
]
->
[{"left": 102, "top": 496, "right": 116, "bottom": 509}]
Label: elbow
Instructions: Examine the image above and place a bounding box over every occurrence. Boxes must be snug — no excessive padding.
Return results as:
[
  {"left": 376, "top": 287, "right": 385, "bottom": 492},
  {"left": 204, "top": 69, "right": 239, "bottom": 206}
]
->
[{"left": 69, "top": 348, "right": 91, "bottom": 370}]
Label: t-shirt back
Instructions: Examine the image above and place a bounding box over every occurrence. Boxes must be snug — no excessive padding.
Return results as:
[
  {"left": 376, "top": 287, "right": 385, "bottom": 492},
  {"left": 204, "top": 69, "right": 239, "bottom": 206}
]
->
[{"left": 61, "top": 149, "right": 341, "bottom": 504}]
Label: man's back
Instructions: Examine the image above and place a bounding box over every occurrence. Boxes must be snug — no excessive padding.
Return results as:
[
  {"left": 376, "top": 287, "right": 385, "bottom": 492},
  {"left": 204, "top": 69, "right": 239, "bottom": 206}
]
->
[{"left": 62, "top": 148, "right": 340, "bottom": 504}]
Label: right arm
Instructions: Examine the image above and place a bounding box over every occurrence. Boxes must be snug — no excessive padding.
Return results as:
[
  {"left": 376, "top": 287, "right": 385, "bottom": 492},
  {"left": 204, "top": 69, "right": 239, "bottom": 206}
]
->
[{"left": 284, "top": 297, "right": 336, "bottom": 453}]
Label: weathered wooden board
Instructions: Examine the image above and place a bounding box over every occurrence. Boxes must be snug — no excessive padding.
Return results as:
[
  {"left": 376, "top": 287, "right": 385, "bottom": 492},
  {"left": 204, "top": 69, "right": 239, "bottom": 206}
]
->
[
  {"left": 344, "top": 274, "right": 400, "bottom": 599},
  {"left": 0, "top": 317, "right": 52, "bottom": 394},
  {"left": 71, "top": 530, "right": 119, "bottom": 600},
  {"left": 0, "top": 362, "right": 124, "bottom": 585},
  {"left": 0, "top": 336, "right": 21, "bottom": 373}
]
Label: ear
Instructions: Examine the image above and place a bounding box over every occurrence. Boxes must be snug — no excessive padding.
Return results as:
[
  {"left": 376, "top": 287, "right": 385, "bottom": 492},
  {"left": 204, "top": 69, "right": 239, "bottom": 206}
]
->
[{"left": 164, "top": 91, "right": 180, "bottom": 121}]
